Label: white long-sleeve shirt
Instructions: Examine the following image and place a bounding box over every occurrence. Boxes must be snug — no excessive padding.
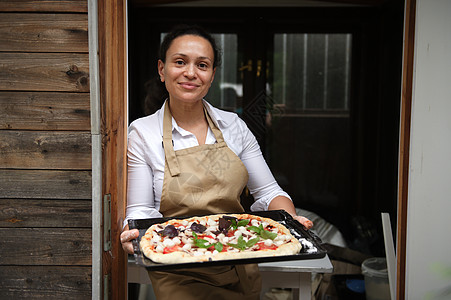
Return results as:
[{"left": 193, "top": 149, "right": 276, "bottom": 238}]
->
[{"left": 124, "top": 100, "right": 291, "bottom": 226}]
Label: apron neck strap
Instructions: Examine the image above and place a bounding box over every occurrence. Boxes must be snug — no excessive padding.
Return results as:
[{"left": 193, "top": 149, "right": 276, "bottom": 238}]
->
[
  {"left": 204, "top": 106, "right": 225, "bottom": 144},
  {"left": 163, "top": 101, "right": 181, "bottom": 176}
]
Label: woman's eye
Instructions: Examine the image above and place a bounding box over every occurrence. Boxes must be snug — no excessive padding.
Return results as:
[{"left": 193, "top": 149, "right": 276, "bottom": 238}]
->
[
  {"left": 175, "top": 60, "right": 184, "bottom": 65},
  {"left": 198, "top": 63, "right": 208, "bottom": 69}
]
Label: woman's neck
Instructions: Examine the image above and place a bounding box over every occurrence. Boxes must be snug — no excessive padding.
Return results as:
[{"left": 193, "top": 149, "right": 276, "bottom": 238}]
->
[{"left": 168, "top": 99, "right": 208, "bottom": 144}]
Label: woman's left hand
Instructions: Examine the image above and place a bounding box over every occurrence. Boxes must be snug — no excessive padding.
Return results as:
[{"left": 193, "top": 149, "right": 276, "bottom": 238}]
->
[{"left": 293, "top": 215, "right": 313, "bottom": 230}]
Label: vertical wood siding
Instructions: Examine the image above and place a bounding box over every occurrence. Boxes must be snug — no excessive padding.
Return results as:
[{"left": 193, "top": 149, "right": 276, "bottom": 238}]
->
[{"left": 0, "top": 1, "right": 92, "bottom": 298}]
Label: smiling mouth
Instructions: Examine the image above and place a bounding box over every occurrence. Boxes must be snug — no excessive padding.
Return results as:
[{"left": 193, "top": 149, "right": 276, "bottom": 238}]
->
[{"left": 179, "top": 82, "right": 199, "bottom": 90}]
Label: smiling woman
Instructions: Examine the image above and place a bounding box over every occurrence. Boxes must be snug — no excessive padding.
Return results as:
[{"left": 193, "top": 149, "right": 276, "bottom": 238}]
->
[
  {"left": 120, "top": 24, "right": 313, "bottom": 300},
  {"left": 157, "top": 33, "right": 217, "bottom": 143}
]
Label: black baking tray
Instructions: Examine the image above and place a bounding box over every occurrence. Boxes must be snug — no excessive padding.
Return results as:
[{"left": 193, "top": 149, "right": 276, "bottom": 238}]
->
[{"left": 128, "top": 209, "right": 326, "bottom": 271}]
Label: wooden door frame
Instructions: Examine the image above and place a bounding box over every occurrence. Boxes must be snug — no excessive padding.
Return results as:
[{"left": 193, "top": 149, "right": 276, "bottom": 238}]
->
[
  {"left": 98, "top": 0, "right": 128, "bottom": 299},
  {"left": 96, "top": 0, "right": 416, "bottom": 299},
  {"left": 396, "top": 0, "right": 415, "bottom": 299}
]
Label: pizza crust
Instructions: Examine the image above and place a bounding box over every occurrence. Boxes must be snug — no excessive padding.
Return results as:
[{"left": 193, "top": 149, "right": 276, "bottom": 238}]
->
[{"left": 140, "top": 213, "right": 302, "bottom": 264}]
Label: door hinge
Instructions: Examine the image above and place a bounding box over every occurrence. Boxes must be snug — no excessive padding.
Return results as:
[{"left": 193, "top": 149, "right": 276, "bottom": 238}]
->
[{"left": 103, "top": 194, "right": 111, "bottom": 251}]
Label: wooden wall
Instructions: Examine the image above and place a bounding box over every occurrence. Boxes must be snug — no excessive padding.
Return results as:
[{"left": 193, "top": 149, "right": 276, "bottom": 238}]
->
[{"left": 0, "top": 1, "right": 92, "bottom": 298}]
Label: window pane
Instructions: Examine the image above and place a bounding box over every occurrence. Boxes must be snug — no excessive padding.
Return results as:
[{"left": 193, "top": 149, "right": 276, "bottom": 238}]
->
[
  {"left": 267, "top": 33, "right": 352, "bottom": 215},
  {"left": 272, "top": 33, "right": 351, "bottom": 112},
  {"left": 207, "top": 34, "right": 239, "bottom": 113}
]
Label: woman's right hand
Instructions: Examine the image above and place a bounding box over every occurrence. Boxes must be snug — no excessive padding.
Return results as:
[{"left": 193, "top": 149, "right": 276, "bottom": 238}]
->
[{"left": 120, "top": 225, "right": 140, "bottom": 254}]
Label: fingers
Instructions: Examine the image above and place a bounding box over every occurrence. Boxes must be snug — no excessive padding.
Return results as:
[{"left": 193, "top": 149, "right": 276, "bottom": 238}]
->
[
  {"left": 120, "top": 229, "right": 139, "bottom": 243},
  {"left": 122, "top": 241, "right": 134, "bottom": 254},
  {"left": 120, "top": 229, "right": 139, "bottom": 254},
  {"left": 295, "top": 216, "right": 314, "bottom": 230}
]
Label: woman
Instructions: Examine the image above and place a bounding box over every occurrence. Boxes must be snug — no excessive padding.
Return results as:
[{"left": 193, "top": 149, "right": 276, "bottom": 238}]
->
[{"left": 121, "top": 24, "right": 313, "bottom": 300}]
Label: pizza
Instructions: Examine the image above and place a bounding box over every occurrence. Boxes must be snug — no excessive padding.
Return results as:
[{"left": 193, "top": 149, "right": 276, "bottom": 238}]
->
[{"left": 139, "top": 213, "right": 302, "bottom": 264}]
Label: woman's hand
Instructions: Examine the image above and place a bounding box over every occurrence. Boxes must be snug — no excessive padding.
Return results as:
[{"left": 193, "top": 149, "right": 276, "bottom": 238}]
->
[
  {"left": 268, "top": 196, "right": 314, "bottom": 230},
  {"left": 293, "top": 215, "right": 314, "bottom": 230},
  {"left": 120, "top": 226, "right": 140, "bottom": 254}
]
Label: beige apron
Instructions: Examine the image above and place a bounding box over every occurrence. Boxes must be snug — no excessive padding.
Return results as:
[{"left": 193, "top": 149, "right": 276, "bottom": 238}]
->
[{"left": 148, "top": 101, "right": 261, "bottom": 300}]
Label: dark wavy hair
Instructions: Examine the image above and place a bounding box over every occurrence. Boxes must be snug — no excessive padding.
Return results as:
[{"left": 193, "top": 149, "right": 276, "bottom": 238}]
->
[{"left": 144, "top": 24, "right": 221, "bottom": 115}]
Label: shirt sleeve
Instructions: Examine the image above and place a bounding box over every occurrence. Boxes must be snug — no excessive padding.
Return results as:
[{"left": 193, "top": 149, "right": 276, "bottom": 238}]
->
[
  {"left": 123, "top": 124, "right": 163, "bottom": 228},
  {"left": 237, "top": 119, "right": 292, "bottom": 211}
]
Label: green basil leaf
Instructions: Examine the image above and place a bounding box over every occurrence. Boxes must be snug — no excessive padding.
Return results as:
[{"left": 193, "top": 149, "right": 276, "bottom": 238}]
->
[
  {"left": 247, "top": 226, "right": 261, "bottom": 234},
  {"left": 195, "top": 239, "right": 210, "bottom": 248},
  {"left": 215, "top": 242, "right": 223, "bottom": 252},
  {"left": 260, "top": 229, "right": 277, "bottom": 240},
  {"left": 246, "top": 237, "right": 260, "bottom": 248},
  {"left": 237, "top": 236, "right": 246, "bottom": 248},
  {"left": 228, "top": 236, "right": 247, "bottom": 250},
  {"left": 230, "top": 219, "right": 238, "bottom": 230},
  {"left": 237, "top": 219, "right": 250, "bottom": 227}
]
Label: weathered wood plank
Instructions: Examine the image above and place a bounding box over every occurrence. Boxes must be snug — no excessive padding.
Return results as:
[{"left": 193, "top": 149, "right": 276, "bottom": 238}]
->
[
  {"left": 0, "top": 199, "right": 91, "bottom": 228},
  {"left": 0, "top": 266, "right": 91, "bottom": 299},
  {"left": 0, "top": 170, "right": 91, "bottom": 199},
  {"left": 0, "top": 228, "right": 91, "bottom": 265},
  {"left": 0, "top": 13, "right": 88, "bottom": 53},
  {"left": 0, "top": 53, "right": 89, "bottom": 92},
  {"left": 0, "top": 91, "right": 90, "bottom": 130},
  {"left": 0, "top": 0, "right": 87, "bottom": 13},
  {"left": 0, "top": 131, "right": 91, "bottom": 170}
]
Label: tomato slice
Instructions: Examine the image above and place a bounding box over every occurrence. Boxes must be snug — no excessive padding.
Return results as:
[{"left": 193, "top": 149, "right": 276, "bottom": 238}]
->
[
  {"left": 163, "top": 245, "right": 181, "bottom": 254},
  {"left": 226, "top": 230, "right": 236, "bottom": 237},
  {"left": 256, "top": 242, "right": 277, "bottom": 251}
]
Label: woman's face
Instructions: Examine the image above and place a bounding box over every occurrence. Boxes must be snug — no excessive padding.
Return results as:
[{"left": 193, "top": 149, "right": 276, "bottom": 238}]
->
[{"left": 158, "top": 34, "right": 216, "bottom": 105}]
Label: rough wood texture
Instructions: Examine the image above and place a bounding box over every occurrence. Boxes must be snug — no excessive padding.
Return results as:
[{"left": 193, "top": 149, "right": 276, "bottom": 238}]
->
[
  {"left": 0, "top": 131, "right": 91, "bottom": 170},
  {"left": 0, "top": 1, "right": 93, "bottom": 299},
  {"left": 0, "top": 0, "right": 87, "bottom": 12},
  {"left": 0, "top": 91, "right": 90, "bottom": 131},
  {"left": 0, "top": 228, "right": 91, "bottom": 265},
  {"left": 0, "top": 199, "right": 91, "bottom": 228},
  {"left": 0, "top": 266, "right": 91, "bottom": 299},
  {"left": 0, "top": 170, "right": 91, "bottom": 199},
  {"left": 0, "top": 53, "right": 89, "bottom": 92},
  {"left": 0, "top": 91, "right": 90, "bottom": 130},
  {"left": 0, "top": 14, "right": 88, "bottom": 53}
]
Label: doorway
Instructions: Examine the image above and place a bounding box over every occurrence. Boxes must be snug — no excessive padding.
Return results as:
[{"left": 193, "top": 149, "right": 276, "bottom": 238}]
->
[{"left": 127, "top": 2, "right": 404, "bottom": 257}]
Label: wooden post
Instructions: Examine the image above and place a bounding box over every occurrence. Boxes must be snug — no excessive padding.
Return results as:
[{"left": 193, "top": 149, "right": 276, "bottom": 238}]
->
[
  {"left": 98, "top": 0, "right": 128, "bottom": 298},
  {"left": 397, "top": 0, "right": 416, "bottom": 299}
]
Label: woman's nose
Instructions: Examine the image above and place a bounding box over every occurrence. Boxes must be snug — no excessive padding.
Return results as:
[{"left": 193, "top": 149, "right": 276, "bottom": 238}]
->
[{"left": 184, "top": 64, "right": 196, "bottom": 78}]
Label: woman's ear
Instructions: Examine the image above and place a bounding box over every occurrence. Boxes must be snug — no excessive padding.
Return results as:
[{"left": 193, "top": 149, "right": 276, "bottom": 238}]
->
[{"left": 158, "top": 60, "right": 165, "bottom": 82}]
